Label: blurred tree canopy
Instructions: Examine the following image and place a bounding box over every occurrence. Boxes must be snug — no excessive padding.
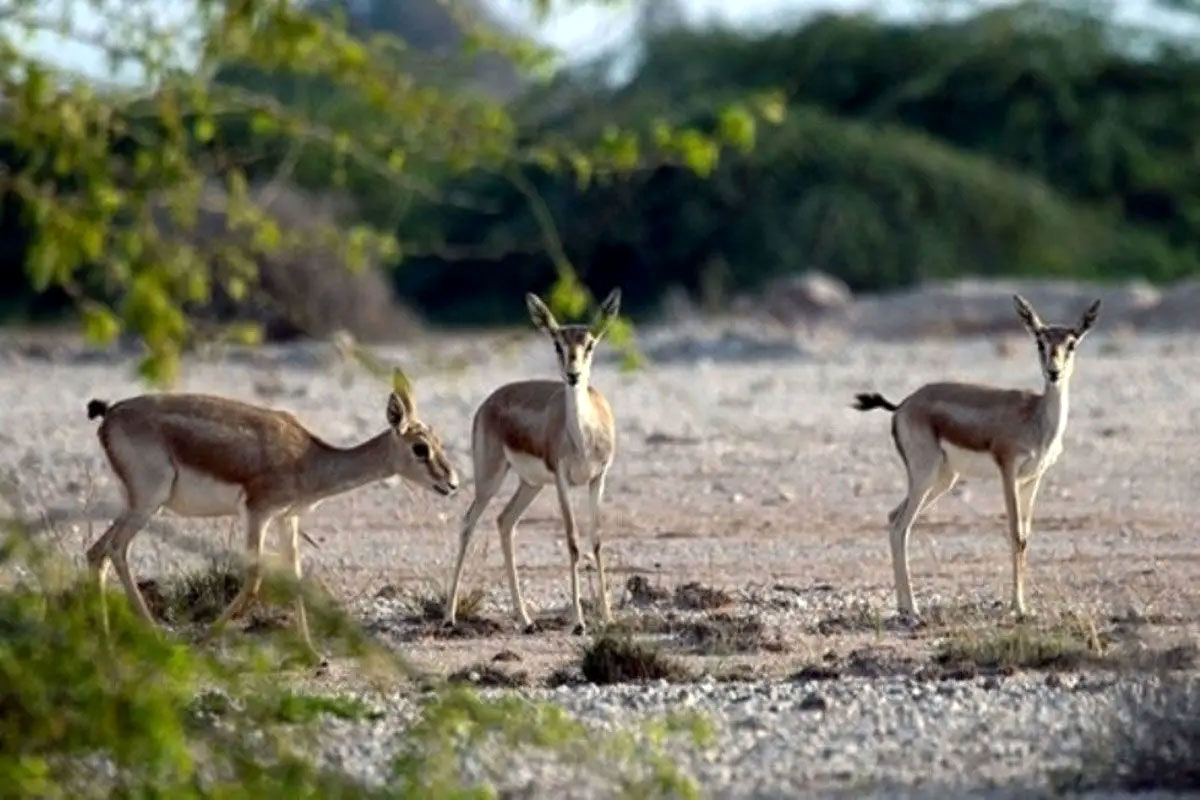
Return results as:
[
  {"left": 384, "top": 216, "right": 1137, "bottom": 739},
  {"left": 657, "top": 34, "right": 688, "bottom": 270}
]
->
[
  {"left": 3, "top": 1, "right": 1199, "bottom": 349},
  {"left": 385, "top": 3, "right": 1200, "bottom": 323},
  {"left": 0, "top": 0, "right": 757, "bottom": 380}
]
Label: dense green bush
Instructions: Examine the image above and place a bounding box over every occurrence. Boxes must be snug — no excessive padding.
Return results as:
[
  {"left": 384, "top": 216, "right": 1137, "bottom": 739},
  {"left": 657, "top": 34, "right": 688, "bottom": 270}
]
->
[{"left": 0, "top": 525, "right": 710, "bottom": 797}]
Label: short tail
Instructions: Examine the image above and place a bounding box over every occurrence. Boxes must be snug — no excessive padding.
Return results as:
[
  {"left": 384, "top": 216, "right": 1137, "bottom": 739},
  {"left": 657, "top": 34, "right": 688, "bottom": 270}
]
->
[
  {"left": 87, "top": 399, "right": 109, "bottom": 420},
  {"left": 853, "top": 392, "right": 898, "bottom": 412}
]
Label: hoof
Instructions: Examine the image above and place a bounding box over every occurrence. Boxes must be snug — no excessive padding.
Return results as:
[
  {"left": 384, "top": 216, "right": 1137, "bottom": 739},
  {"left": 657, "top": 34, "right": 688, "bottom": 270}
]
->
[
  {"left": 522, "top": 622, "right": 540, "bottom": 635},
  {"left": 571, "top": 624, "right": 586, "bottom": 636},
  {"left": 440, "top": 618, "right": 457, "bottom": 631}
]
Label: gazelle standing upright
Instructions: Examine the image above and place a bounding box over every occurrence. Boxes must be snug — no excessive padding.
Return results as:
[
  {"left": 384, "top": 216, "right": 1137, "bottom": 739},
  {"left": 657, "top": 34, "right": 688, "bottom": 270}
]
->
[
  {"left": 444, "top": 289, "right": 622, "bottom": 635},
  {"left": 854, "top": 295, "right": 1100, "bottom": 618},
  {"left": 86, "top": 369, "right": 458, "bottom": 656}
]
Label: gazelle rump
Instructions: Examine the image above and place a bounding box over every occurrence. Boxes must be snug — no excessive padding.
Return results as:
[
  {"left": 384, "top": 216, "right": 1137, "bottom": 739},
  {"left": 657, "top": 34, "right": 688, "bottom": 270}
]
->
[
  {"left": 445, "top": 289, "right": 622, "bottom": 635},
  {"left": 855, "top": 295, "right": 1100, "bottom": 618},
  {"left": 86, "top": 370, "right": 458, "bottom": 656}
]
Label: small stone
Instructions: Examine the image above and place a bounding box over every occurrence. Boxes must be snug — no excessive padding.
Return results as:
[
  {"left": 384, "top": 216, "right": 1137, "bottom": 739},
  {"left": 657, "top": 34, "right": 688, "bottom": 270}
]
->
[{"left": 798, "top": 692, "right": 828, "bottom": 712}]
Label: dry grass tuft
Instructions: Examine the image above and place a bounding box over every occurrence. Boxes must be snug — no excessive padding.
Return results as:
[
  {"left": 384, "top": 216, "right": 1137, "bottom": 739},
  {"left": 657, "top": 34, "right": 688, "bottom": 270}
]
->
[
  {"left": 678, "top": 613, "right": 787, "bottom": 655},
  {"left": 674, "top": 582, "right": 733, "bottom": 611},
  {"left": 447, "top": 663, "right": 530, "bottom": 688},
  {"left": 580, "top": 634, "right": 691, "bottom": 685}
]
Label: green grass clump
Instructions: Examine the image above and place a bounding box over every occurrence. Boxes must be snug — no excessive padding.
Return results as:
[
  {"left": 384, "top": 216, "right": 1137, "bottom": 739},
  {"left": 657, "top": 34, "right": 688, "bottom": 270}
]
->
[{"left": 0, "top": 524, "right": 709, "bottom": 798}]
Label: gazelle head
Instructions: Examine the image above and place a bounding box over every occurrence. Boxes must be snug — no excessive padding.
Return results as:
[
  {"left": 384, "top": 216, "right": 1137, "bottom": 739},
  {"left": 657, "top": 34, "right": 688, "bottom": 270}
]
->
[
  {"left": 1014, "top": 295, "right": 1101, "bottom": 386},
  {"left": 384, "top": 369, "right": 459, "bottom": 496},
  {"left": 526, "top": 289, "right": 622, "bottom": 388}
]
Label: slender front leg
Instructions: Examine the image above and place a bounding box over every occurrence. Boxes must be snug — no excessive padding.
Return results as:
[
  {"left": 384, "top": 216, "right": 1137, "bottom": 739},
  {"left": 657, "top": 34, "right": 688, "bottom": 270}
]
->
[
  {"left": 444, "top": 494, "right": 492, "bottom": 626},
  {"left": 497, "top": 481, "right": 542, "bottom": 631},
  {"left": 554, "top": 467, "right": 585, "bottom": 635},
  {"left": 587, "top": 471, "right": 613, "bottom": 625},
  {"left": 210, "top": 510, "right": 272, "bottom": 639},
  {"left": 283, "top": 515, "right": 318, "bottom": 661},
  {"left": 1000, "top": 464, "right": 1028, "bottom": 616}
]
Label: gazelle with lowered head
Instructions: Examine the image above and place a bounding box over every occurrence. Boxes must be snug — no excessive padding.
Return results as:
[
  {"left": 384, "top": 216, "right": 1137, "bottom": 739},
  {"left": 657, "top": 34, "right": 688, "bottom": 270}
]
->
[
  {"left": 444, "top": 289, "right": 622, "bottom": 635},
  {"left": 85, "top": 369, "right": 458, "bottom": 657},
  {"left": 854, "top": 295, "right": 1100, "bottom": 619}
]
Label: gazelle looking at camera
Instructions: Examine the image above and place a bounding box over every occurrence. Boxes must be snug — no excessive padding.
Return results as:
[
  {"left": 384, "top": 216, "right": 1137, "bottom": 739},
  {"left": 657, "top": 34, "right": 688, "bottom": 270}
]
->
[
  {"left": 445, "top": 289, "right": 622, "bottom": 635},
  {"left": 855, "top": 295, "right": 1100, "bottom": 619},
  {"left": 86, "top": 369, "right": 458, "bottom": 657}
]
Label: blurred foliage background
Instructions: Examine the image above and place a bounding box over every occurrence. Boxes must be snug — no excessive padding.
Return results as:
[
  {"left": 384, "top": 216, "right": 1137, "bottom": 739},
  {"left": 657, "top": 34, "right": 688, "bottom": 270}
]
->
[{"left": 2, "top": 0, "right": 1199, "bottom": 372}]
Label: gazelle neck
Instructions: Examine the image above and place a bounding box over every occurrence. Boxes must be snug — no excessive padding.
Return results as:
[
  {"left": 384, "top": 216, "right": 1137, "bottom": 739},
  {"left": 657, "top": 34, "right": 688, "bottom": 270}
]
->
[
  {"left": 563, "top": 378, "right": 595, "bottom": 453},
  {"left": 1039, "top": 375, "right": 1070, "bottom": 442},
  {"left": 302, "top": 432, "right": 395, "bottom": 500}
]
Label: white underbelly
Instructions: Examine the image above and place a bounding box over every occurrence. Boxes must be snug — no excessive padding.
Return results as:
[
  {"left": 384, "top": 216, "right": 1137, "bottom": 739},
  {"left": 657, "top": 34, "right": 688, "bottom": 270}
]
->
[
  {"left": 505, "top": 448, "right": 556, "bottom": 485},
  {"left": 941, "top": 442, "right": 998, "bottom": 478},
  {"left": 165, "top": 466, "right": 244, "bottom": 517}
]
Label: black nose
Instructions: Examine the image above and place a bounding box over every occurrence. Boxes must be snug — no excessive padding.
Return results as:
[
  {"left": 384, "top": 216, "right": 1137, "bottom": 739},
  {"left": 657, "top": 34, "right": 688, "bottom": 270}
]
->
[
  {"left": 565, "top": 373, "right": 580, "bottom": 386},
  {"left": 1047, "top": 370, "right": 1060, "bottom": 381}
]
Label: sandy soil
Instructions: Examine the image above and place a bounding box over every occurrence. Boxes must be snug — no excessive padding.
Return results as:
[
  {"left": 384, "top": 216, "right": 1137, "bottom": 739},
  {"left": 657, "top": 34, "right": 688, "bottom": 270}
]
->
[{"left": 2, "top": 320, "right": 1198, "bottom": 684}]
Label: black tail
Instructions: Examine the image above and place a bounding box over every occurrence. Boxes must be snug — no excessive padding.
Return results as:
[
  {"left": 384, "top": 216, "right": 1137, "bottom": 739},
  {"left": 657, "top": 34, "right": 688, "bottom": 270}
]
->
[
  {"left": 87, "top": 399, "right": 109, "bottom": 420},
  {"left": 853, "top": 392, "right": 898, "bottom": 412}
]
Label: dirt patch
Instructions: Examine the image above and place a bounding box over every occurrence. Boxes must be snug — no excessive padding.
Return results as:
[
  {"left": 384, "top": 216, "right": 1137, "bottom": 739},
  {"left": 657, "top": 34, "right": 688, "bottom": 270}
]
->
[
  {"left": 674, "top": 582, "right": 734, "bottom": 611},
  {"left": 677, "top": 613, "right": 787, "bottom": 655}
]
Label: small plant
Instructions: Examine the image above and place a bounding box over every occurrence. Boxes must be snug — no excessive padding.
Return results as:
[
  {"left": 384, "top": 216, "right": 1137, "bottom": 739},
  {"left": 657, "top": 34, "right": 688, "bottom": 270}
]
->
[
  {"left": 934, "top": 619, "right": 1102, "bottom": 672},
  {"left": 448, "top": 663, "right": 530, "bottom": 688},
  {"left": 580, "top": 634, "right": 690, "bottom": 684},
  {"left": 679, "top": 613, "right": 785, "bottom": 655},
  {"left": 674, "top": 581, "right": 733, "bottom": 611}
]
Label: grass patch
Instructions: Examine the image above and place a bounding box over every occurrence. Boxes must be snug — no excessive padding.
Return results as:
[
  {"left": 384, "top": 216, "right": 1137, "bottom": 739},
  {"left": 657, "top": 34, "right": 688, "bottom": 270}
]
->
[
  {"left": 1055, "top": 676, "right": 1200, "bottom": 793},
  {"left": 580, "top": 634, "right": 691, "bottom": 685},
  {"left": 448, "top": 663, "right": 530, "bottom": 688},
  {"left": 265, "top": 691, "right": 383, "bottom": 724},
  {"left": 678, "top": 613, "right": 786, "bottom": 655},
  {"left": 674, "top": 581, "right": 733, "bottom": 611},
  {"left": 934, "top": 618, "right": 1103, "bottom": 672},
  {"left": 625, "top": 575, "right": 670, "bottom": 607}
]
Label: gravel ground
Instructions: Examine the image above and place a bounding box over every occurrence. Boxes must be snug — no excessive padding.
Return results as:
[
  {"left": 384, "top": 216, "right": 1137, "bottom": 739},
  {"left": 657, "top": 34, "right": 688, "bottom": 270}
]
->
[{"left": 2, "top": 316, "right": 1198, "bottom": 796}]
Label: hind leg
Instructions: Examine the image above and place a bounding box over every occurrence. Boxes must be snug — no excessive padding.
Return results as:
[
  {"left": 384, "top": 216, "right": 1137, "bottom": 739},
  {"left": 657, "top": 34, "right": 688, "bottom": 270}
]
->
[
  {"left": 888, "top": 425, "right": 948, "bottom": 617},
  {"left": 87, "top": 474, "right": 171, "bottom": 628}
]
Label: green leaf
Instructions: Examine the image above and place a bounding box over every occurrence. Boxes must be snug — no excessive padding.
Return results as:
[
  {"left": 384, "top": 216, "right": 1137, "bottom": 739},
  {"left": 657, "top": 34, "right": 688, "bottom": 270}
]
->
[
  {"left": 81, "top": 303, "right": 121, "bottom": 345},
  {"left": 717, "top": 105, "right": 756, "bottom": 153}
]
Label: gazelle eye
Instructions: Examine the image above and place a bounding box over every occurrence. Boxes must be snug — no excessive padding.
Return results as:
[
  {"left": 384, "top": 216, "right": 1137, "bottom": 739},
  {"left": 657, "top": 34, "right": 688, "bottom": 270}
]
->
[
  {"left": 1066, "top": 341, "right": 1076, "bottom": 352},
  {"left": 412, "top": 442, "right": 430, "bottom": 460}
]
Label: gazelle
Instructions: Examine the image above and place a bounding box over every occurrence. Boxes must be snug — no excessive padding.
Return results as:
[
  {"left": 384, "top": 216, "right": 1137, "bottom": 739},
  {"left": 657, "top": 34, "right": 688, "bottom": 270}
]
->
[
  {"left": 85, "top": 370, "right": 458, "bottom": 656},
  {"left": 444, "top": 289, "right": 622, "bottom": 635},
  {"left": 855, "top": 295, "right": 1100, "bottom": 618}
]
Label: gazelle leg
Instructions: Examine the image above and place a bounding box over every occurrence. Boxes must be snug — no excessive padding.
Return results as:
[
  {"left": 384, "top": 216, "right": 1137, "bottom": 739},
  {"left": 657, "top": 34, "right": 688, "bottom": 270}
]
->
[
  {"left": 1000, "top": 464, "right": 1028, "bottom": 616},
  {"left": 282, "top": 515, "right": 318, "bottom": 660},
  {"left": 587, "top": 471, "right": 613, "bottom": 625},
  {"left": 92, "top": 510, "right": 157, "bottom": 626},
  {"left": 888, "top": 430, "right": 946, "bottom": 618},
  {"left": 497, "top": 480, "right": 542, "bottom": 631},
  {"left": 445, "top": 464, "right": 508, "bottom": 626},
  {"left": 210, "top": 510, "right": 272, "bottom": 638},
  {"left": 1012, "top": 472, "right": 1043, "bottom": 617},
  {"left": 553, "top": 467, "right": 586, "bottom": 635}
]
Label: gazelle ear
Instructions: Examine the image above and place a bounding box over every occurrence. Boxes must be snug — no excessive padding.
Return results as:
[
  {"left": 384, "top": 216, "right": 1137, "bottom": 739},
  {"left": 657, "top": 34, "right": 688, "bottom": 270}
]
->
[
  {"left": 386, "top": 392, "right": 407, "bottom": 429},
  {"left": 390, "top": 367, "right": 417, "bottom": 421},
  {"left": 526, "top": 293, "right": 559, "bottom": 332},
  {"left": 1013, "top": 294, "right": 1044, "bottom": 335},
  {"left": 592, "top": 288, "right": 622, "bottom": 338},
  {"left": 1075, "top": 299, "right": 1101, "bottom": 338}
]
